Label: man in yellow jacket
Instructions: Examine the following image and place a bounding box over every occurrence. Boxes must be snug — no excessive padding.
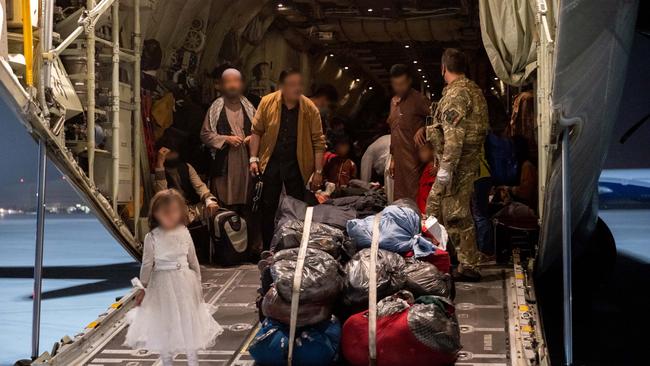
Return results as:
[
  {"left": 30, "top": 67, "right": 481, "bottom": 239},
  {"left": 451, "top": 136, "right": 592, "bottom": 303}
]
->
[{"left": 248, "top": 69, "right": 327, "bottom": 248}]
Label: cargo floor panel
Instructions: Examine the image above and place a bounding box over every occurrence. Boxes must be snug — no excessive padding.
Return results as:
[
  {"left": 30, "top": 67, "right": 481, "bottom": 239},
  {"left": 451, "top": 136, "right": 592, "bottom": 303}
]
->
[
  {"left": 85, "top": 265, "right": 260, "bottom": 366},
  {"left": 456, "top": 266, "right": 512, "bottom": 366},
  {"left": 53, "top": 263, "right": 524, "bottom": 366}
]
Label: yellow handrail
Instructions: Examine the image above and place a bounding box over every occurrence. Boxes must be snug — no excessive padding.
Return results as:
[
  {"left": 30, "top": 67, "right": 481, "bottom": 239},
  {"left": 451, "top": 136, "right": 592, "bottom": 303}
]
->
[{"left": 22, "top": 0, "right": 34, "bottom": 86}]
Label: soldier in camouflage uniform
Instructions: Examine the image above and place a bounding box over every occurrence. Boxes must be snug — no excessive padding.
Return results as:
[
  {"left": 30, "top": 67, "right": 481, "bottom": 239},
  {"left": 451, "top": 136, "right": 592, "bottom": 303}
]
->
[{"left": 426, "top": 48, "right": 488, "bottom": 281}]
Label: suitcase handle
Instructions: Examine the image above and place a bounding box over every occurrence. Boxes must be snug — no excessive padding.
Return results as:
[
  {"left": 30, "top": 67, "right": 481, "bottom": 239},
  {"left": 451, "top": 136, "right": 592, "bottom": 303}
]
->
[
  {"left": 368, "top": 213, "right": 382, "bottom": 366},
  {"left": 287, "top": 206, "right": 314, "bottom": 366}
]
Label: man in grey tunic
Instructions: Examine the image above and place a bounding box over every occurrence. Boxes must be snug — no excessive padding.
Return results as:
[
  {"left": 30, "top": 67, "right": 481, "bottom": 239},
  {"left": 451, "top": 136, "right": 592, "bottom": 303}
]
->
[{"left": 201, "top": 68, "right": 256, "bottom": 208}]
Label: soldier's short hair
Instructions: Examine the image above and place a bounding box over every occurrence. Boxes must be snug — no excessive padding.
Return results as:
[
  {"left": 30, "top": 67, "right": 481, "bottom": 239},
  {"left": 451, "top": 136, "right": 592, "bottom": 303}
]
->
[
  {"left": 389, "top": 64, "right": 411, "bottom": 79},
  {"left": 441, "top": 48, "right": 467, "bottom": 74}
]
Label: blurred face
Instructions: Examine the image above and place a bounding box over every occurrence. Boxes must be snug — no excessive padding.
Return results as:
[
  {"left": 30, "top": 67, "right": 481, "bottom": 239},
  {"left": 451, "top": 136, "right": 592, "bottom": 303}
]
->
[
  {"left": 281, "top": 73, "right": 303, "bottom": 103},
  {"left": 335, "top": 142, "right": 351, "bottom": 157},
  {"left": 390, "top": 74, "right": 411, "bottom": 97},
  {"left": 221, "top": 74, "right": 244, "bottom": 99},
  {"left": 154, "top": 200, "right": 184, "bottom": 230},
  {"left": 418, "top": 144, "right": 434, "bottom": 163}
]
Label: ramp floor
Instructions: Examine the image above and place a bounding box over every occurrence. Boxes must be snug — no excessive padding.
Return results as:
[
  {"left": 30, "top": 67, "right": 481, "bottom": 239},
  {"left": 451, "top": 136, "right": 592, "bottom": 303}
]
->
[
  {"left": 455, "top": 266, "right": 512, "bottom": 366},
  {"left": 81, "top": 265, "right": 513, "bottom": 366},
  {"left": 85, "top": 265, "right": 260, "bottom": 366}
]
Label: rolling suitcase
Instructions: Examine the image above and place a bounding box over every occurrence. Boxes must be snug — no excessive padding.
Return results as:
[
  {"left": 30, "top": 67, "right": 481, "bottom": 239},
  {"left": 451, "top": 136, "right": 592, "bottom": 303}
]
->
[{"left": 210, "top": 209, "right": 249, "bottom": 266}]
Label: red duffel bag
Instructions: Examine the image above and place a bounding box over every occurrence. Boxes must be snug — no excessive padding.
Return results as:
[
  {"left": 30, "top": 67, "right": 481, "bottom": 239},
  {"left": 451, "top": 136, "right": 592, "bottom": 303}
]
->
[
  {"left": 403, "top": 248, "right": 451, "bottom": 274},
  {"left": 341, "top": 293, "right": 460, "bottom": 366}
]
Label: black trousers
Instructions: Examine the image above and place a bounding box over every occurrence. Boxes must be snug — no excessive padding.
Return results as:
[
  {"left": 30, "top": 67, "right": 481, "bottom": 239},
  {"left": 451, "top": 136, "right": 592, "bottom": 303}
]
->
[{"left": 261, "top": 158, "right": 305, "bottom": 249}]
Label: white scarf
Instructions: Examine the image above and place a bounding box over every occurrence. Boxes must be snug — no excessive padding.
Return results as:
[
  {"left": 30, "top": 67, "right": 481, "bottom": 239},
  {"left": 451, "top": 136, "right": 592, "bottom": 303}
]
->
[{"left": 207, "top": 96, "right": 257, "bottom": 138}]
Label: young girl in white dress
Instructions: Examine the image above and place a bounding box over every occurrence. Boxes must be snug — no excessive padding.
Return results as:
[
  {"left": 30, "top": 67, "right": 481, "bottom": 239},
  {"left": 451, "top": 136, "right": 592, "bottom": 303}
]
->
[{"left": 125, "top": 189, "right": 223, "bottom": 366}]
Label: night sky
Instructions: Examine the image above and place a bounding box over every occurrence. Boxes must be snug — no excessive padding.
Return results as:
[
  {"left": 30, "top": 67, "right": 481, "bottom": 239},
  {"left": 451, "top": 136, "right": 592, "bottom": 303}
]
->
[{"left": 0, "top": 102, "right": 78, "bottom": 209}]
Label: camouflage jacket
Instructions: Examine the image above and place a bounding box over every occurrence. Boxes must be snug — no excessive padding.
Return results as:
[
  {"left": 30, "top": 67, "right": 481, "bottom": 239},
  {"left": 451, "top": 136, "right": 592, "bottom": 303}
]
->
[{"left": 429, "top": 76, "right": 488, "bottom": 181}]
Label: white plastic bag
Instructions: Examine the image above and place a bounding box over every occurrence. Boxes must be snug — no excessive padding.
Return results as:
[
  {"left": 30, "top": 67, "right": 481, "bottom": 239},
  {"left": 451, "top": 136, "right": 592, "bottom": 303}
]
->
[{"left": 423, "top": 216, "right": 448, "bottom": 251}]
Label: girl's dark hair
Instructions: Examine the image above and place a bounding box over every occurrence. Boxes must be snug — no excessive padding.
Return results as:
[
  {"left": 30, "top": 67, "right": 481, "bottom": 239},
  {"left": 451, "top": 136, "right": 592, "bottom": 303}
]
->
[{"left": 148, "top": 189, "right": 189, "bottom": 229}]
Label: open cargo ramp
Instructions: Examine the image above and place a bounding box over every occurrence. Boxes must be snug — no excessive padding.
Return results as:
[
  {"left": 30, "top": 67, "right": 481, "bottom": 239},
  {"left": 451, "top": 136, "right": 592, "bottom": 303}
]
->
[
  {"left": 34, "top": 251, "right": 546, "bottom": 366},
  {"left": 42, "top": 265, "right": 260, "bottom": 366}
]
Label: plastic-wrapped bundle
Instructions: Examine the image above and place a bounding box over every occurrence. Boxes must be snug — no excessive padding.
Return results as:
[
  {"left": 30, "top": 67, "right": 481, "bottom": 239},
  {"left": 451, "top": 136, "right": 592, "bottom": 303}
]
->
[
  {"left": 270, "top": 219, "right": 354, "bottom": 259},
  {"left": 347, "top": 202, "right": 435, "bottom": 258},
  {"left": 249, "top": 316, "right": 341, "bottom": 366},
  {"left": 404, "top": 258, "right": 453, "bottom": 298},
  {"left": 408, "top": 296, "right": 461, "bottom": 357},
  {"left": 343, "top": 248, "right": 406, "bottom": 305},
  {"left": 341, "top": 294, "right": 460, "bottom": 366},
  {"left": 261, "top": 287, "right": 332, "bottom": 327},
  {"left": 271, "top": 248, "right": 343, "bottom": 304}
]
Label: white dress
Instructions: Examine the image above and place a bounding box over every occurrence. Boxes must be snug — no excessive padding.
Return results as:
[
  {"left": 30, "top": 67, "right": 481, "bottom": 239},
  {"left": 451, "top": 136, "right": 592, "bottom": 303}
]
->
[{"left": 124, "top": 226, "right": 223, "bottom": 354}]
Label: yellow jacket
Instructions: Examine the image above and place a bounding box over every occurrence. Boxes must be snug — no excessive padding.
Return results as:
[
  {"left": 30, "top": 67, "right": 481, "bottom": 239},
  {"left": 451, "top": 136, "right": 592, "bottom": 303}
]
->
[{"left": 252, "top": 90, "right": 326, "bottom": 183}]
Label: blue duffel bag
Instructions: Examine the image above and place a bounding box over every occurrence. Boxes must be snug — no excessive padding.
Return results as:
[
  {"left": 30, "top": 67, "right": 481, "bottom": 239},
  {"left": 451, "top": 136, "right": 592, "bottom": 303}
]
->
[
  {"left": 347, "top": 200, "right": 436, "bottom": 258},
  {"left": 249, "top": 316, "right": 341, "bottom": 366}
]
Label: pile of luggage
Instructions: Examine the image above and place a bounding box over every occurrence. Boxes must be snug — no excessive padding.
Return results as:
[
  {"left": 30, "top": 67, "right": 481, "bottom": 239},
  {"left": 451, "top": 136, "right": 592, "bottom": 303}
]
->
[{"left": 250, "top": 186, "right": 461, "bottom": 366}]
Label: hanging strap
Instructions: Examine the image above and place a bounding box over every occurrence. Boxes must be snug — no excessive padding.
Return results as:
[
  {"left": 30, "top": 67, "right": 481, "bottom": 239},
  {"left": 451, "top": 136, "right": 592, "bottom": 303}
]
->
[
  {"left": 368, "top": 213, "right": 382, "bottom": 366},
  {"left": 287, "top": 206, "right": 314, "bottom": 366}
]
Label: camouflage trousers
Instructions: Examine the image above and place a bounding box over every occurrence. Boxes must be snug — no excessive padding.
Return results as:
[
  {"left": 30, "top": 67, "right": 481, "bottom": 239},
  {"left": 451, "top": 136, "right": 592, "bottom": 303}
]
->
[{"left": 426, "top": 173, "right": 480, "bottom": 269}]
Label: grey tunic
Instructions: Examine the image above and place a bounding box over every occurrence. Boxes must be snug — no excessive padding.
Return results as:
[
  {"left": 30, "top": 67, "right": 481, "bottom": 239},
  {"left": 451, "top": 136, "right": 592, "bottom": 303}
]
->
[{"left": 201, "top": 101, "right": 251, "bottom": 206}]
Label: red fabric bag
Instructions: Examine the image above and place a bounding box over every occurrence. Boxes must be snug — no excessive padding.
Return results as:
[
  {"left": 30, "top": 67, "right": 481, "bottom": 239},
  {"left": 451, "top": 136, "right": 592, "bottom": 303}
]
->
[
  {"left": 341, "top": 299, "right": 458, "bottom": 366},
  {"left": 403, "top": 249, "right": 451, "bottom": 274}
]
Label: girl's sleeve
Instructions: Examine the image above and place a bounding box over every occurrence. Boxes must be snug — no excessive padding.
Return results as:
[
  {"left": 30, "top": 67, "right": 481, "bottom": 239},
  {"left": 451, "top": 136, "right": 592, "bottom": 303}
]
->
[
  {"left": 187, "top": 231, "right": 202, "bottom": 283},
  {"left": 140, "top": 234, "right": 155, "bottom": 287}
]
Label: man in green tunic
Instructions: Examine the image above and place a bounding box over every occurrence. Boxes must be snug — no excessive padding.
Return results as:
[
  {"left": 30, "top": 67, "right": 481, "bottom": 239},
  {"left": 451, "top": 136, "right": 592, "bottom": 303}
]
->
[{"left": 427, "top": 48, "right": 489, "bottom": 282}]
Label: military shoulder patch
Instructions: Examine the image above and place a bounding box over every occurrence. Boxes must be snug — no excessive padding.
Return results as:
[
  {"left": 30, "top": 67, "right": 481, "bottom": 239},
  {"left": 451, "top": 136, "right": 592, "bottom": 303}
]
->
[{"left": 443, "top": 109, "right": 461, "bottom": 125}]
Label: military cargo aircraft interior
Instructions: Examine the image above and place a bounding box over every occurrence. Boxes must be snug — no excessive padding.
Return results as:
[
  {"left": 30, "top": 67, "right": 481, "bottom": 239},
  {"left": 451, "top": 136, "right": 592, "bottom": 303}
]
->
[{"left": 0, "top": 0, "right": 643, "bottom": 365}]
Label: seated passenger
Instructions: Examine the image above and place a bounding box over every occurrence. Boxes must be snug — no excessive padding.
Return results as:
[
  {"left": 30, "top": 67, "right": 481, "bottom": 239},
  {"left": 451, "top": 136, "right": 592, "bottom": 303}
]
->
[
  {"left": 323, "top": 133, "right": 357, "bottom": 188},
  {"left": 496, "top": 135, "right": 538, "bottom": 210},
  {"left": 416, "top": 142, "right": 437, "bottom": 215},
  {"left": 154, "top": 128, "right": 219, "bottom": 223}
]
